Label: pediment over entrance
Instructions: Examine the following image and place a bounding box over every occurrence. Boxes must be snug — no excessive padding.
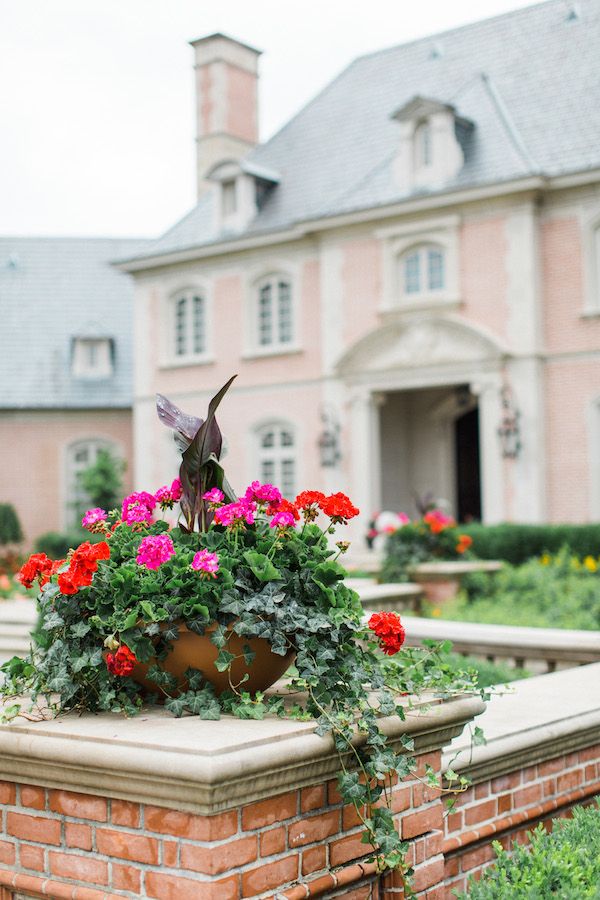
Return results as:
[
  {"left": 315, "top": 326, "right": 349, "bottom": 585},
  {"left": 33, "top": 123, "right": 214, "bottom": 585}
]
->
[{"left": 336, "top": 316, "right": 506, "bottom": 378}]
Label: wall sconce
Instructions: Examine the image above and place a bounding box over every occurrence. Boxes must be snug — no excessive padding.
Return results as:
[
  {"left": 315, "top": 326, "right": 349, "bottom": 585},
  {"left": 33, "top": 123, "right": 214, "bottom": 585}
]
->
[
  {"left": 318, "top": 406, "right": 341, "bottom": 468},
  {"left": 497, "top": 385, "right": 522, "bottom": 459}
]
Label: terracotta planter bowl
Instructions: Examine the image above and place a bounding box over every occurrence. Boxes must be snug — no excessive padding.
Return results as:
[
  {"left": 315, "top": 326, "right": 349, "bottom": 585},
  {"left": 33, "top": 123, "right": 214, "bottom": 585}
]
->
[{"left": 132, "top": 624, "right": 295, "bottom": 696}]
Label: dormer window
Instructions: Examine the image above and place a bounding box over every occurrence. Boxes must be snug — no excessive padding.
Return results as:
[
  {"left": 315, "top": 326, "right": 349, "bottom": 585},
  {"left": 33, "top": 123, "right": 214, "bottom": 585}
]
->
[
  {"left": 72, "top": 337, "right": 113, "bottom": 379},
  {"left": 221, "top": 179, "right": 237, "bottom": 217},
  {"left": 414, "top": 121, "right": 432, "bottom": 169}
]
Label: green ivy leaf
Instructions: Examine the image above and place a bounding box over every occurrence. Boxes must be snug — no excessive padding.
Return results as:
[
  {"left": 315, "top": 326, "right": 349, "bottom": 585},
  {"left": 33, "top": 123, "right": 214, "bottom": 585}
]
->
[
  {"left": 71, "top": 621, "right": 91, "bottom": 639},
  {"left": 243, "top": 550, "right": 281, "bottom": 582},
  {"left": 164, "top": 696, "right": 186, "bottom": 718},
  {"left": 214, "top": 649, "right": 236, "bottom": 672}
]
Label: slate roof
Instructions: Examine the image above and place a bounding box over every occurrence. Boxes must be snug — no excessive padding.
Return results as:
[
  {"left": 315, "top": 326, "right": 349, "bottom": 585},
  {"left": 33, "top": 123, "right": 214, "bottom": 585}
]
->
[
  {"left": 125, "top": 0, "right": 600, "bottom": 264},
  {"left": 0, "top": 237, "right": 146, "bottom": 409}
]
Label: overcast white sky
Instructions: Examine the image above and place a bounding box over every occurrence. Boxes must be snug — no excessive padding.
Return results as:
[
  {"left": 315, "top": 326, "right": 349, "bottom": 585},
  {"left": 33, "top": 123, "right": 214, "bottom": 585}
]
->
[{"left": 1, "top": 0, "right": 537, "bottom": 238}]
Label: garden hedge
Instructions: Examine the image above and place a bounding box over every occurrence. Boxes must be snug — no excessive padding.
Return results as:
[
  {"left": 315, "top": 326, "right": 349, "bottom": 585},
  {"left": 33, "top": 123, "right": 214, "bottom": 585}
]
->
[
  {"left": 448, "top": 523, "right": 600, "bottom": 565},
  {"left": 459, "top": 802, "right": 600, "bottom": 898}
]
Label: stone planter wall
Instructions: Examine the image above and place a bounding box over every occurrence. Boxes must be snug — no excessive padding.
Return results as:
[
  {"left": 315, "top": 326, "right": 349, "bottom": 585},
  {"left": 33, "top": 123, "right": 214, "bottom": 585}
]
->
[{"left": 0, "top": 696, "right": 483, "bottom": 900}]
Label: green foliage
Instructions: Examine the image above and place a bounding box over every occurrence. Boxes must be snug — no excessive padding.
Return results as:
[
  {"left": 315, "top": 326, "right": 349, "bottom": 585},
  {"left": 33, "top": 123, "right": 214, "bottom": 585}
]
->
[
  {"left": 460, "top": 522, "right": 600, "bottom": 565},
  {"left": 458, "top": 803, "right": 600, "bottom": 898},
  {"left": 440, "top": 652, "right": 530, "bottom": 688},
  {"left": 381, "top": 519, "right": 472, "bottom": 582},
  {"left": 437, "top": 550, "right": 600, "bottom": 630},
  {"left": 78, "top": 448, "right": 125, "bottom": 512},
  {"left": 0, "top": 504, "right": 23, "bottom": 546},
  {"left": 34, "top": 531, "right": 97, "bottom": 559}
]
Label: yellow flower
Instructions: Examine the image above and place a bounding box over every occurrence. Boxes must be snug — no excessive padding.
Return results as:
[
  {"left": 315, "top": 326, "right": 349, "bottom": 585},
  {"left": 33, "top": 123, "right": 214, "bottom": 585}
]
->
[
  {"left": 540, "top": 553, "right": 551, "bottom": 566},
  {"left": 431, "top": 607, "right": 442, "bottom": 618},
  {"left": 583, "top": 556, "right": 597, "bottom": 572}
]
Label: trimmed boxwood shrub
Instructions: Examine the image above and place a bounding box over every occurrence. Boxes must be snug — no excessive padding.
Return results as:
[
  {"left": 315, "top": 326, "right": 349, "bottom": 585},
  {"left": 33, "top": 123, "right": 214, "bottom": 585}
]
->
[
  {"left": 458, "top": 803, "right": 600, "bottom": 898},
  {"left": 33, "top": 530, "right": 99, "bottom": 559},
  {"left": 0, "top": 504, "right": 23, "bottom": 546},
  {"left": 460, "top": 523, "right": 600, "bottom": 565}
]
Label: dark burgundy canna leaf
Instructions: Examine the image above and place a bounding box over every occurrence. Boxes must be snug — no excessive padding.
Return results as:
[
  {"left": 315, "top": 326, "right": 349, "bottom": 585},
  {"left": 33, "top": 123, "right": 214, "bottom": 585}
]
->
[{"left": 156, "top": 394, "right": 203, "bottom": 453}]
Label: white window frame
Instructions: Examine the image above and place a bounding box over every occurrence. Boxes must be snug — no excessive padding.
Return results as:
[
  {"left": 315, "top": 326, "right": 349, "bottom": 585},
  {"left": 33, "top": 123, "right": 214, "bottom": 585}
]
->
[
  {"left": 582, "top": 208, "right": 600, "bottom": 316},
  {"left": 377, "top": 214, "right": 460, "bottom": 315},
  {"left": 253, "top": 421, "right": 298, "bottom": 499},
  {"left": 72, "top": 338, "right": 113, "bottom": 379},
  {"left": 414, "top": 120, "right": 433, "bottom": 171},
  {"left": 244, "top": 266, "right": 301, "bottom": 358},
  {"left": 164, "top": 286, "right": 213, "bottom": 367},
  {"left": 63, "top": 438, "right": 119, "bottom": 529}
]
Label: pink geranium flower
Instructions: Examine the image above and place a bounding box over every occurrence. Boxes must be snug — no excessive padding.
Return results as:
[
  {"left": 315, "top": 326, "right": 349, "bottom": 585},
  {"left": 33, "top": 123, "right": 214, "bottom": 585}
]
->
[
  {"left": 136, "top": 534, "right": 175, "bottom": 570},
  {"left": 244, "top": 481, "right": 282, "bottom": 506},
  {"left": 269, "top": 511, "right": 296, "bottom": 529},
  {"left": 213, "top": 499, "right": 256, "bottom": 527},
  {"left": 191, "top": 549, "right": 219, "bottom": 578},
  {"left": 81, "top": 508, "right": 107, "bottom": 531},
  {"left": 122, "top": 491, "right": 156, "bottom": 526},
  {"left": 202, "top": 488, "right": 225, "bottom": 505},
  {"left": 154, "top": 478, "right": 183, "bottom": 509}
]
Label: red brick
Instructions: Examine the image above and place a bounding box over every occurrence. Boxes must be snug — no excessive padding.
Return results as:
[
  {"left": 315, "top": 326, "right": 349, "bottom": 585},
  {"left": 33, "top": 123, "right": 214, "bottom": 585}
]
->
[
  {"left": 402, "top": 805, "right": 443, "bottom": 838},
  {"left": 557, "top": 769, "right": 583, "bottom": 793},
  {"left": 302, "top": 844, "right": 327, "bottom": 875},
  {"left": 446, "top": 811, "right": 463, "bottom": 832},
  {"left": 260, "top": 826, "right": 286, "bottom": 857},
  {"left": 112, "top": 862, "right": 142, "bottom": 894},
  {"left": 288, "top": 809, "right": 339, "bottom": 848},
  {"left": 340, "top": 886, "right": 375, "bottom": 900},
  {"left": 475, "top": 783, "right": 490, "bottom": 800},
  {"left": 585, "top": 763, "right": 598, "bottom": 781},
  {"left": 497, "top": 793, "right": 512, "bottom": 814},
  {"left": 491, "top": 772, "right": 521, "bottom": 792},
  {"left": 392, "top": 786, "right": 411, "bottom": 813},
  {"left": 145, "top": 805, "right": 237, "bottom": 840},
  {"left": 19, "top": 785, "right": 44, "bottom": 809},
  {"left": 425, "top": 830, "right": 443, "bottom": 856},
  {"left": 163, "top": 840, "right": 178, "bottom": 867},
  {"left": 242, "top": 791, "right": 297, "bottom": 830},
  {"left": 329, "top": 832, "right": 372, "bottom": 867},
  {"left": 538, "top": 757, "right": 565, "bottom": 776},
  {"left": 543, "top": 777, "right": 557, "bottom": 797},
  {"left": 145, "top": 870, "right": 239, "bottom": 899},
  {"left": 0, "top": 781, "right": 16, "bottom": 805},
  {"left": 460, "top": 842, "right": 496, "bottom": 872},
  {"left": 464, "top": 799, "right": 497, "bottom": 826},
  {"left": 111, "top": 798, "right": 140, "bottom": 828},
  {"left": 7, "top": 811, "right": 61, "bottom": 845},
  {"left": 48, "top": 789, "right": 107, "bottom": 822},
  {"left": 300, "top": 784, "right": 325, "bottom": 812},
  {"left": 412, "top": 858, "right": 445, "bottom": 892},
  {"left": 65, "top": 823, "right": 92, "bottom": 851},
  {"left": 49, "top": 850, "right": 109, "bottom": 885},
  {"left": 342, "top": 803, "right": 364, "bottom": 829},
  {"left": 19, "top": 843, "right": 44, "bottom": 871},
  {"left": 241, "top": 856, "right": 298, "bottom": 897},
  {"left": 513, "top": 784, "right": 542, "bottom": 808},
  {"left": 327, "top": 779, "right": 343, "bottom": 805},
  {"left": 180, "top": 834, "right": 257, "bottom": 875},
  {"left": 413, "top": 781, "right": 439, "bottom": 806},
  {"left": 0, "top": 840, "right": 16, "bottom": 866},
  {"left": 580, "top": 745, "right": 600, "bottom": 762},
  {"left": 96, "top": 827, "right": 159, "bottom": 864},
  {"left": 414, "top": 752, "right": 441, "bottom": 778},
  {"left": 445, "top": 855, "right": 459, "bottom": 877},
  {"left": 522, "top": 764, "right": 538, "bottom": 782}
]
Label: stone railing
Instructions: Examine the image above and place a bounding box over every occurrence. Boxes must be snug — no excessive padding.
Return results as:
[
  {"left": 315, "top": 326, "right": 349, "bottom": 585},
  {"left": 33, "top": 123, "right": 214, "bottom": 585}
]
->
[
  {"left": 0, "top": 694, "right": 484, "bottom": 899},
  {"left": 442, "top": 662, "right": 600, "bottom": 893}
]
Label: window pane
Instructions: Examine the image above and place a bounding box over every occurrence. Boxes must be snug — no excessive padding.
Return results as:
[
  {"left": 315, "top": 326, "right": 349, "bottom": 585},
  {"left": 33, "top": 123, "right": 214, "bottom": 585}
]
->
[
  {"left": 192, "top": 295, "right": 205, "bottom": 354},
  {"left": 416, "top": 122, "right": 432, "bottom": 167},
  {"left": 278, "top": 281, "right": 293, "bottom": 344},
  {"left": 259, "top": 283, "right": 273, "bottom": 345},
  {"left": 405, "top": 253, "right": 421, "bottom": 294},
  {"left": 280, "top": 430, "right": 294, "bottom": 447},
  {"left": 261, "top": 430, "right": 274, "bottom": 448},
  {"left": 222, "top": 180, "right": 237, "bottom": 217},
  {"left": 260, "top": 460, "right": 275, "bottom": 483},
  {"left": 427, "top": 249, "right": 445, "bottom": 291},
  {"left": 281, "top": 459, "right": 295, "bottom": 498},
  {"left": 175, "top": 297, "right": 187, "bottom": 356}
]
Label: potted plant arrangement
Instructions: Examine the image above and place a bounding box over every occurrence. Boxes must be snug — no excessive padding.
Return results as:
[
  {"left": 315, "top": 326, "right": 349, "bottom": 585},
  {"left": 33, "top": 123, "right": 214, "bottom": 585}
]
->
[{"left": 1, "top": 376, "right": 480, "bottom": 892}]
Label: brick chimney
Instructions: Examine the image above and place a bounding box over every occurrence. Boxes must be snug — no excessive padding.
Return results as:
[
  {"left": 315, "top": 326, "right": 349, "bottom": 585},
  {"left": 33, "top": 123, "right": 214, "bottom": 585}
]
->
[{"left": 190, "top": 33, "right": 261, "bottom": 198}]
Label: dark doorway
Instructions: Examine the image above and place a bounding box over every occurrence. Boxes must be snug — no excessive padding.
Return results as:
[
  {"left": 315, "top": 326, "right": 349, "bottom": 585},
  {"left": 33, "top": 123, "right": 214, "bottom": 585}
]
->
[{"left": 455, "top": 407, "right": 481, "bottom": 522}]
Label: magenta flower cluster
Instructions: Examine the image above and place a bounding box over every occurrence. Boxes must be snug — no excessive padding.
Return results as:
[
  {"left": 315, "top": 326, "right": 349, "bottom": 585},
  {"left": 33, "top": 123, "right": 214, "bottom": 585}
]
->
[
  {"left": 154, "top": 478, "right": 183, "bottom": 509},
  {"left": 213, "top": 498, "right": 257, "bottom": 527},
  {"left": 202, "top": 488, "right": 225, "bottom": 505},
  {"left": 81, "top": 508, "right": 108, "bottom": 531},
  {"left": 270, "top": 511, "right": 296, "bottom": 529},
  {"left": 244, "top": 481, "right": 282, "bottom": 506},
  {"left": 122, "top": 491, "right": 156, "bottom": 526},
  {"left": 191, "top": 549, "right": 220, "bottom": 578},
  {"left": 136, "top": 534, "right": 175, "bottom": 570}
]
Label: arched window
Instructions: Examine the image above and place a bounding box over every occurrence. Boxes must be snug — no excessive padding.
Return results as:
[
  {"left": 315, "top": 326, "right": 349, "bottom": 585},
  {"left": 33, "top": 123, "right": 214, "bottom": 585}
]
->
[
  {"left": 172, "top": 291, "right": 207, "bottom": 359},
  {"left": 401, "top": 244, "right": 446, "bottom": 297},
  {"left": 414, "top": 121, "right": 432, "bottom": 169},
  {"left": 65, "top": 439, "right": 116, "bottom": 527},
  {"left": 256, "top": 424, "right": 297, "bottom": 498},
  {"left": 255, "top": 275, "right": 294, "bottom": 349}
]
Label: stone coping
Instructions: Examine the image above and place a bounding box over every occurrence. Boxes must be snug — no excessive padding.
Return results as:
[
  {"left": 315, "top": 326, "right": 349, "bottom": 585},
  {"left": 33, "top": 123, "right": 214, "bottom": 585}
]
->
[
  {"left": 408, "top": 560, "right": 503, "bottom": 577},
  {"left": 0, "top": 694, "right": 484, "bottom": 815},
  {"left": 399, "top": 615, "right": 600, "bottom": 663},
  {"left": 444, "top": 662, "right": 600, "bottom": 783}
]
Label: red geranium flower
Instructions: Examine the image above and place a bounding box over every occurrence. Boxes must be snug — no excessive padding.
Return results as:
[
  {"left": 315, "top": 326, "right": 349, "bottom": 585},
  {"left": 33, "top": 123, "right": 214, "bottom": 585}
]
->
[
  {"left": 296, "top": 490, "right": 326, "bottom": 509},
  {"left": 18, "top": 553, "right": 53, "bottom": 589},
  {"left": 368, "top": 611, "right": 406, "bottom": 656},
  {"left": 456, "top": 534, "right": 473, "bottom": 554},
  {"left": 266, "top": 498, "right": 300, "bottom": 522},
  {"left": 106, "top": 645, "right": 137, "bottom": 677},
  {"left": 57, "top": 541, "right": 111, "bottom": 597},
  {"left": 320, "top": 492, "right": 359, "bottom": 524}
]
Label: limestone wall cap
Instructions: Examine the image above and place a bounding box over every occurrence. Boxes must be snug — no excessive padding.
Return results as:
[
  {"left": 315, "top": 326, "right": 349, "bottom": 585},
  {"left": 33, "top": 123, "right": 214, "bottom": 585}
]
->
[{"left": 0, "top": 693, "right": 484, "bottom": 815}]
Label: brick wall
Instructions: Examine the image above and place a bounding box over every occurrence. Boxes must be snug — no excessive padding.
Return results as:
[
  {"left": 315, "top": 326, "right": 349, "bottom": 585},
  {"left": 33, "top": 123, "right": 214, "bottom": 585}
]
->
[
  {"left": 443, "top": 743, "right": 600, "bottom": 894},
  {"left": 0, "top": 751, "right": 447, "bottom": 899}
]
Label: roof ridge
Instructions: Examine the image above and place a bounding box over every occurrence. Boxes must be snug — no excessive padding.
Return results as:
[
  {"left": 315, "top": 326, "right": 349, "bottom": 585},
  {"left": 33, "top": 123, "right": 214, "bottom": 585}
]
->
[
  {"left": 352, "top": 0, "right": 564, "bottom": 64},
  {"left": 479, "top": 72, "right": 540, "bottom": 172}
]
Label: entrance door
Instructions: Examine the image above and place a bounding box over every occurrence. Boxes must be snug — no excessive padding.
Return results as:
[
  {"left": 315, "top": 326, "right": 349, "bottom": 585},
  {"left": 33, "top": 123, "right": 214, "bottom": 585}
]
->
[{"left": 455, "top": 407, "right": 481, "bottom": 522}]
